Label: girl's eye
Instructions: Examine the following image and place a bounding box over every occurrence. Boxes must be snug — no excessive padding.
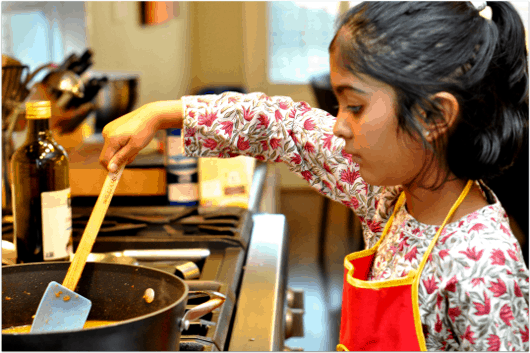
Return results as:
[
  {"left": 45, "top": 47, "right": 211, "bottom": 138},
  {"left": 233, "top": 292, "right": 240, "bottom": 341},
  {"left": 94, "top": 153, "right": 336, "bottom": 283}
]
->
[
  {"left": 347, "top": 106, "right": 362, "bottom": 114},
  {"left": 335, "top": 105, "right": 362, "bottom": 115}
]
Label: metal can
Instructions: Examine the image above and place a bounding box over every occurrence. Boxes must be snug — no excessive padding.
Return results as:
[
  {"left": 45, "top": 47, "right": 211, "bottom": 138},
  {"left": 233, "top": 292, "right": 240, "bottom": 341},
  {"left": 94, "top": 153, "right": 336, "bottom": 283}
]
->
[{"left": 165, "top": 129, "right": 199, "bottom": 206}]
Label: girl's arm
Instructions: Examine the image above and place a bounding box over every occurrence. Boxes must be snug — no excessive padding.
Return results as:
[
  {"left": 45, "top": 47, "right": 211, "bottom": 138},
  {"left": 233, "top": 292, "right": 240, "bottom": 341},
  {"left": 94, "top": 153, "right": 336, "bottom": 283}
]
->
[
  {"left": 99, "top": 91, "right": 386, "bottom": 226},
  {"left": 180, "top": 91, "right": 383, "bottom": 222}
]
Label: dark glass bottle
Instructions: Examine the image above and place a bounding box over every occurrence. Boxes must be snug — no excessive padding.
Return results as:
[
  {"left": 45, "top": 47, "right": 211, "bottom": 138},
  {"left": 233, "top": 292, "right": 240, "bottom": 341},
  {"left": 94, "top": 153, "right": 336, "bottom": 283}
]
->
[{"left": 11, "top": 101, "right": 72, "bottom": 263}]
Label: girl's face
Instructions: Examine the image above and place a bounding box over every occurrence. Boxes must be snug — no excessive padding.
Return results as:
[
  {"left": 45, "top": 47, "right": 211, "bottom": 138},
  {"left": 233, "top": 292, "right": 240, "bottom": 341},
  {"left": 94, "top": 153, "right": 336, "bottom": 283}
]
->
[{"left": 330, "top": 46, "right": 427, "bottom": 187}]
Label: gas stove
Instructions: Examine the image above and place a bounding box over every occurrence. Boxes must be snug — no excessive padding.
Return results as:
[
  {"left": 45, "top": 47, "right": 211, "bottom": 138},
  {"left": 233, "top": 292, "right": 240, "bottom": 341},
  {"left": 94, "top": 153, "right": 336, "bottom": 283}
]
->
[
  {"left": 68, "top": 209, "right": 300, "bottom": 351},
  {"left": 70, "top": 205, "right": 256, "bottom": 351},
  {"left": 2, "top": 163, "right": 304, "bottom": 351}
]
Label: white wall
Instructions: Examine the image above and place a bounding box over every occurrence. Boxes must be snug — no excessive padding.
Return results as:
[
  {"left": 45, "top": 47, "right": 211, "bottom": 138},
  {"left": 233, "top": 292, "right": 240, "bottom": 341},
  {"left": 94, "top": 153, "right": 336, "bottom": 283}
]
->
[{"left": 84, "top": 1, "right": 191, "bottom": 107}]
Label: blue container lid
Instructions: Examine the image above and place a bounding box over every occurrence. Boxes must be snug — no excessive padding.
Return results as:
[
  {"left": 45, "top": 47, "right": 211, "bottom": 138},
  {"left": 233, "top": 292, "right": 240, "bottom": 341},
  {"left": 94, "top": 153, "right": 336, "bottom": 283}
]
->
[
  {"left": 167, "top": 129, "right": 182, "bottom": 136},
  {"left": 169, "top": 200, "right": 198, "bottom": 207}
]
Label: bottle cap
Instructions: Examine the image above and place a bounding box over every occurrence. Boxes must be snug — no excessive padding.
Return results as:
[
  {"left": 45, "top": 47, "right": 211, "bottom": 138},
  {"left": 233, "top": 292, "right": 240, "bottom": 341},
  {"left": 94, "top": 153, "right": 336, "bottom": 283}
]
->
[{"left": 26, "top": 101, "right": 51, "bottom": 120}]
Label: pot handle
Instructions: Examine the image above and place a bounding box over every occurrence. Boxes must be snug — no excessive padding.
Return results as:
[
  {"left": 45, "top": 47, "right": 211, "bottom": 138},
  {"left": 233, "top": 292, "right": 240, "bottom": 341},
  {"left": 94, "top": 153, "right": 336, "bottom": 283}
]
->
[{"left": 180, "top": 291, "right": 226, "bottom": 332}]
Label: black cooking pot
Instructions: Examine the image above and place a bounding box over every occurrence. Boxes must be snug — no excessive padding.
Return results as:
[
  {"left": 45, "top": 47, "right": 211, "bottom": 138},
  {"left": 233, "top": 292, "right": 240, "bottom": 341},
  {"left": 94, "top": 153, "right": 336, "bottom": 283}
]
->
[{"left": 2, "top": 262, "right": 223, "bottom": 351}]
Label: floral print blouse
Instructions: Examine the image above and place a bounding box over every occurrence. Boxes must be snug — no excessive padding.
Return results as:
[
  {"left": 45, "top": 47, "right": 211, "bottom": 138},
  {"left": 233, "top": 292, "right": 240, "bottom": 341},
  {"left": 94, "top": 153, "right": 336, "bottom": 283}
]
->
[{"left": 181, "top": 91, "right": 529, "bottom": 351}]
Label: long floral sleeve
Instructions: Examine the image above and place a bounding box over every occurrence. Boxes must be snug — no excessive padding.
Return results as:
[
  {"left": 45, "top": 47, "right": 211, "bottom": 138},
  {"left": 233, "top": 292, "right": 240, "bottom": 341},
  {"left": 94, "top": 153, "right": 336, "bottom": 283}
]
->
[{"left": 181, "top": 91, "right": 384, "bottom": 224}]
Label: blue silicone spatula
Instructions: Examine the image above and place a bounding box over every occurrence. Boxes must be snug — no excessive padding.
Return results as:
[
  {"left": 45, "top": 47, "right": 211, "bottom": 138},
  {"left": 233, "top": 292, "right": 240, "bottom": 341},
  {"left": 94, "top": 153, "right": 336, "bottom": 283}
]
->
[{"left": 31, "top": 162, "right": 125, "bottom": 333}]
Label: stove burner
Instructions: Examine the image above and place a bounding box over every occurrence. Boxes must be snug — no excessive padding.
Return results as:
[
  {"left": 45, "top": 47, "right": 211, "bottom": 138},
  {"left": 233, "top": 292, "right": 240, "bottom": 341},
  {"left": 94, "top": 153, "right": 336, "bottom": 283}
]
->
[{"left": 70, "top": 206, "right": 252, "bottom": 249}]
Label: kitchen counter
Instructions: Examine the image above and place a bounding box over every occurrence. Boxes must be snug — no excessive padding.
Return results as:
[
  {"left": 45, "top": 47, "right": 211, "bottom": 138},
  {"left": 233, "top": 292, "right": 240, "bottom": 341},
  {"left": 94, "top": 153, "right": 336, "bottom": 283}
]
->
[
  {"left": 68, "top": 136, "right": 278, "bottom": 215},
  {"left": 68, "top": 133, "right": 279, "bottom": 215}
]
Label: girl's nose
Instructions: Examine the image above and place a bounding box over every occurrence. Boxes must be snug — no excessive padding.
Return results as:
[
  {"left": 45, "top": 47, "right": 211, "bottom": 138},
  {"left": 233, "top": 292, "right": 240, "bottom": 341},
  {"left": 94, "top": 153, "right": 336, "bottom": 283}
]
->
[{"left": 333, "top": 116, "right": 353, "bottom": 140}]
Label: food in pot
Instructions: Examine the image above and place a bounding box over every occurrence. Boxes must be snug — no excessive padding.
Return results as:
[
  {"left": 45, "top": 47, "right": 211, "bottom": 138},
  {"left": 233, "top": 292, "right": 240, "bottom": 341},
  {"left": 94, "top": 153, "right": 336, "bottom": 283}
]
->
[{"left": 2, "top": 320, "right": 119, "bottom": 334}]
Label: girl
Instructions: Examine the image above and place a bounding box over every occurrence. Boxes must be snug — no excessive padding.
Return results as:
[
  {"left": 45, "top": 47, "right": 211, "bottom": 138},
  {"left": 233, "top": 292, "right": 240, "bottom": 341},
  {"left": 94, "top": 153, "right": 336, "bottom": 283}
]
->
[{"left": 99, "top": 2, "right": 528, "bottom": 351}]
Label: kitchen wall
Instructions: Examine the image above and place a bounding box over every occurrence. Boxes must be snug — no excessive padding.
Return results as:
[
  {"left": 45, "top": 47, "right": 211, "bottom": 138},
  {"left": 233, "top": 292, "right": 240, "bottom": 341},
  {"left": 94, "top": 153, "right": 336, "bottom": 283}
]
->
[
  {"left": 84, "top": 1, "right": 191, "bottom": 106},
  {"left": 85, "top": 1, "right": 314, "bottom": 189},
  {"left": 187, "top": 1, "right": 322, "bottom": 104},
  {"left": 84, "top": 2, "right": 320, "bottom": 107},
  {"left": 241, "top": 2, "right": 322, "bottom": 189},
  {"left": 188, "top": 1, "right": 245, "bottom": 92},
  {"left": 241, "top": 2, "right": 326, "bottom": 105}
]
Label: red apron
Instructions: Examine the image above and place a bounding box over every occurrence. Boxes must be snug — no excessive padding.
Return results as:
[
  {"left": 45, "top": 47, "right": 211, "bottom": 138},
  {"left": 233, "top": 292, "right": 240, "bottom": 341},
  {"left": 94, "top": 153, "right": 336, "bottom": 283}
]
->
[{"left": 337, "top": 180, "right": 473, "bottom": 351}]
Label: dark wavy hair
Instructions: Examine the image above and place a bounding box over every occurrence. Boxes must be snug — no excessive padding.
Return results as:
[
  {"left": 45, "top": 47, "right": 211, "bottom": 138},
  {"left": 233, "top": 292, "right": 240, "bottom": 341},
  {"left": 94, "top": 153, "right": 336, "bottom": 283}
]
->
[{"left": 330, "top": 1, "right": 528, "bottom": 189}]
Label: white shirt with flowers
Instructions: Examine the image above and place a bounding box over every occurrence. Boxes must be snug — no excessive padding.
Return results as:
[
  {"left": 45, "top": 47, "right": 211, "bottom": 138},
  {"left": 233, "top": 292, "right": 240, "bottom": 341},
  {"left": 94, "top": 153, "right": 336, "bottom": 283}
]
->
[{"left": 181, "top": 92, "right": 529, "bottom": 351}]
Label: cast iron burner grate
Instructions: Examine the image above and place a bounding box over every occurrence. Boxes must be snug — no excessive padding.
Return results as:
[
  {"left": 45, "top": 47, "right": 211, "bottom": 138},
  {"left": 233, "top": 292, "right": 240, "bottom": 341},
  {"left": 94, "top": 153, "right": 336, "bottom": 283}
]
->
[{"left": 69, "top": 206, "right": 253, "bottom": 250}]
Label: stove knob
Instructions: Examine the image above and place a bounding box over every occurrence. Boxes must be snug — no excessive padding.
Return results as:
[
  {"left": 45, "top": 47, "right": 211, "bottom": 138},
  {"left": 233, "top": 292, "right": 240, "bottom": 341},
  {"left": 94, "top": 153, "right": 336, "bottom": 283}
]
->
[
  {"left": 285, "top": 307, "right": 304, "bottom": 339},
  {"left": 286, "top": 288, "right": 304, "bottom": 310}
]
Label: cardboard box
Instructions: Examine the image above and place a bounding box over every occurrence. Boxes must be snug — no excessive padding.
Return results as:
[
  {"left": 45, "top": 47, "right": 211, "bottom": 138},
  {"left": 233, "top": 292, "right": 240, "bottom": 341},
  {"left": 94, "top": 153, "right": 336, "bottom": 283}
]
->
[{"left": 198, "top": 156, "right": 256, "bottom": 208}]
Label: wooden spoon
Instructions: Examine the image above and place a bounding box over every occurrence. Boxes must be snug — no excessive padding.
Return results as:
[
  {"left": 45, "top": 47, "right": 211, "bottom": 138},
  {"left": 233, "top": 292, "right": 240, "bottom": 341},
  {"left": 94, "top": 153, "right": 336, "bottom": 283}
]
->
[{"left": 31, "top": 161, "right": 126, "bottom": 333}]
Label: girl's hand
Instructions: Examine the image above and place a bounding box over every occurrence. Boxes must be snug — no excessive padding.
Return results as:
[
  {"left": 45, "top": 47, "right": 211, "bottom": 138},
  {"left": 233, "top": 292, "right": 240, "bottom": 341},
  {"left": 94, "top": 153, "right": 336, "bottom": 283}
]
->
[
  {"left": 99, "top": 103, "right": 161, "bottom": 172},
  {"left": 99, "top": 100, "right": 184, "bottom": 172}
]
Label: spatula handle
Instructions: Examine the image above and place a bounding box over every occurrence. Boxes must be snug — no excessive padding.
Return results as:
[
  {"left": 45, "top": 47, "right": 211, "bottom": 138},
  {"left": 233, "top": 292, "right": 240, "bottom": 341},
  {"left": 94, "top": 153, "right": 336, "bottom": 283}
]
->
[{"left": 62, "top": 163, "right": 126, "bottom": 291}]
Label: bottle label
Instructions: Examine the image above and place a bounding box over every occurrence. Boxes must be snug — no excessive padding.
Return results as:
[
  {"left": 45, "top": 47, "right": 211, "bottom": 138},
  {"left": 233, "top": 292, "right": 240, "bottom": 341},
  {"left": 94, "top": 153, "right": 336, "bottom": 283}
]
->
[{"left": 41, "top": 188, "right": 72, "bottom": 260}]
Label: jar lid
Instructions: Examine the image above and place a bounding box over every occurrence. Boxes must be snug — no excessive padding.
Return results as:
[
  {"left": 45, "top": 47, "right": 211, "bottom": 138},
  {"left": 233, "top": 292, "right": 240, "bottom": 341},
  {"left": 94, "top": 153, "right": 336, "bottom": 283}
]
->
[{"left": 26, "top": 101, "right": 51, "bottom": 120}]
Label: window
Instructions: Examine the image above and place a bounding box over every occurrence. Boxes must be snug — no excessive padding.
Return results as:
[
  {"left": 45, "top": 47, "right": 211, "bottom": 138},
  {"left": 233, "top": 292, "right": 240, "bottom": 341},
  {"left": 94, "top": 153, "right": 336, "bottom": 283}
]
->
[
  {"left": 267, "top": 1, "right": 528, "bottom": 86},
  {"left": 268, "top": 1, "right": 341, "bottom": 84},
  {"left": 1, "top": 2, "right": 87, "bottom": 86},
  {"left": 4, "top": 11, "right": 57, "bottom": 84}
]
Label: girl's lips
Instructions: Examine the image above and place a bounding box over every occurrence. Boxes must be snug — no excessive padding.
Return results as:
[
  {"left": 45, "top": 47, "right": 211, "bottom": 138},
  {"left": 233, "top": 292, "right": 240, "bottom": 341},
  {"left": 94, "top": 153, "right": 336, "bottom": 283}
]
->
[
  {"left": 344, "top": 150, "right": 362, "bottom": 164},
  {"left": 351, "top": 155, "right": 362, "bottom": 164}
]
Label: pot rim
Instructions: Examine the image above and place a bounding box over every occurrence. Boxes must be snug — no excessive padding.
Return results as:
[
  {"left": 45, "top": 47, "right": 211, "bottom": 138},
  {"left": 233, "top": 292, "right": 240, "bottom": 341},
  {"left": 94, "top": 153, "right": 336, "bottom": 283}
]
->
[{"left": 1, "top": 261, "right": 189, "bottom": 336}]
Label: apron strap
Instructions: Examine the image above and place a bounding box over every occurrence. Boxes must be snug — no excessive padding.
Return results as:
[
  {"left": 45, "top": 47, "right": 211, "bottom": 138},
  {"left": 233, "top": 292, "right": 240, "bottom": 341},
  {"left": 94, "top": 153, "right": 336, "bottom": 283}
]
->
[
  {"left": 361, "top": 179, "right": 473, "bottom": 267},
  {"left": 415, "top": 179, "right": 474, "bottom": 276},
  {"left": 372, "top": 192, "right": 407, "bottom": 248},
  {"left": 412, "top": 179, "right": 474, "bottom": 351}
]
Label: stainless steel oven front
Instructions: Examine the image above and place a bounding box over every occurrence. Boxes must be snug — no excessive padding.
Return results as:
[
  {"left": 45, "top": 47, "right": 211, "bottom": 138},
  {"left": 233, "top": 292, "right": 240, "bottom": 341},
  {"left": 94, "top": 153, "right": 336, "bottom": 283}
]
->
[{"left": 229, "top": 214, "right": 304, "bottom": 351}]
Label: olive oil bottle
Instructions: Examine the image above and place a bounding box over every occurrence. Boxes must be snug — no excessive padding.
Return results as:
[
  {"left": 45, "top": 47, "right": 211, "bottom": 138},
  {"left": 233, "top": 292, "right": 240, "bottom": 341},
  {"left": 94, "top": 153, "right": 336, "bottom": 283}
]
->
[{"left": 11, "top": 101, "right": 73, "bottom": 263}]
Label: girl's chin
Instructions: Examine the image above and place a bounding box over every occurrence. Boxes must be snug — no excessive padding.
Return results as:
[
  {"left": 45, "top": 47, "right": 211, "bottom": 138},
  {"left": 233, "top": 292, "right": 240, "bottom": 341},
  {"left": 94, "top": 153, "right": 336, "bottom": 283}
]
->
[
  {"left": 357, "top": 164, "right": 368, "bottom": 178},
  {"left": 357, "top": 165, "right": 376, "bottom": 185},
  {"left": 358, "top": 166, "right": 400, "bottom": 187}
]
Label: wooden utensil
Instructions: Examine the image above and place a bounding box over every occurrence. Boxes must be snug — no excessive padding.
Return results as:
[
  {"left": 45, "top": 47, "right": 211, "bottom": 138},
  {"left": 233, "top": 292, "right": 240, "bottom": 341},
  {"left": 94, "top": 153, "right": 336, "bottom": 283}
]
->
[{"left": 31, "top": 162, "right": 125, "bottom": 333}]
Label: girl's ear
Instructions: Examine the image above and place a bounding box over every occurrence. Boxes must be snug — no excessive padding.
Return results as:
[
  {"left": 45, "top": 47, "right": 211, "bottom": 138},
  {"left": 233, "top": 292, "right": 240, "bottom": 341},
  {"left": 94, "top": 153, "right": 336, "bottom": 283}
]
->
[{"left": 423, "top": 92, "right": 460, "bottom": 141}]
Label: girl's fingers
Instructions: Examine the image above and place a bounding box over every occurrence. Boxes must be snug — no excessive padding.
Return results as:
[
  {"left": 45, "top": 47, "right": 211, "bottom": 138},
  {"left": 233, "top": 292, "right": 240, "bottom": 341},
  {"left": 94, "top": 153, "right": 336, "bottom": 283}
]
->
[
  {"left": 99, "top": 137, "right": 125, "bottom": 171},
  {"left": 99, "top": 104, "right": 157, "bottom": 171},
  {"left": 109, "top": 147, "right": 130, "bottom": 172},
  {"left": 127, "top": 152, "right": 140, "bottom": 166},
  {"left": 100, "top": 130, "right": 151, "bottom": 171},
  {"left": 107, "top": 141, "right": 144, "bottom": 172},
  {"left": 105, "top": 144, "right": 131, "bottom": 172}
]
